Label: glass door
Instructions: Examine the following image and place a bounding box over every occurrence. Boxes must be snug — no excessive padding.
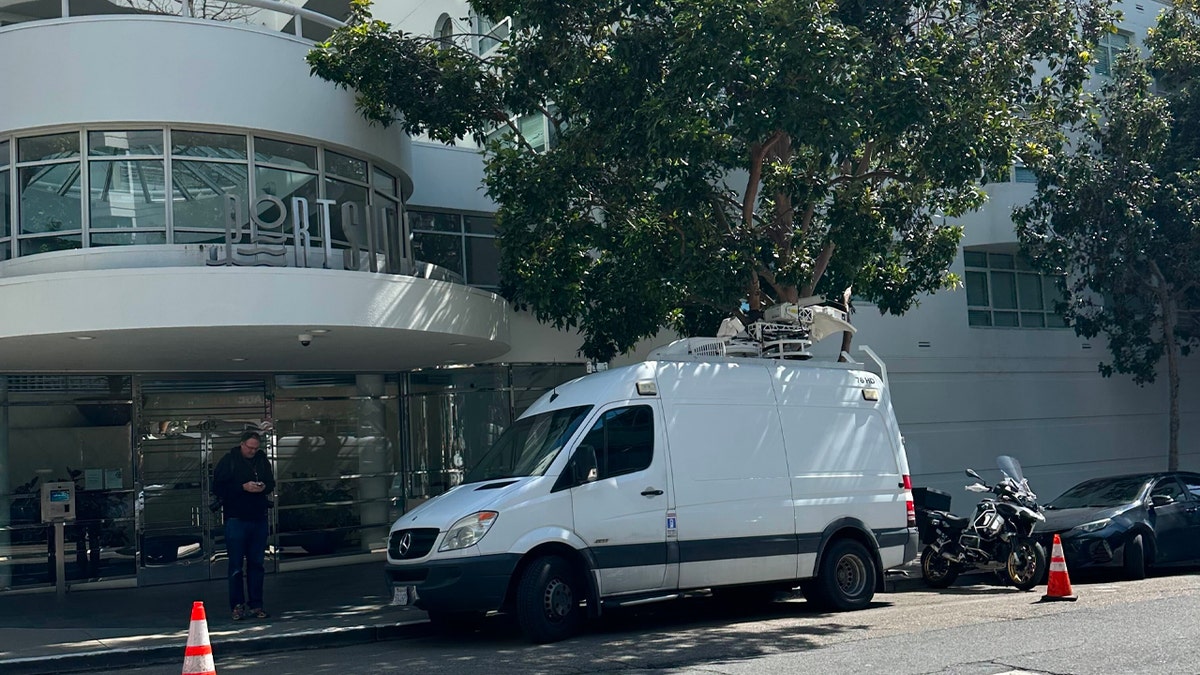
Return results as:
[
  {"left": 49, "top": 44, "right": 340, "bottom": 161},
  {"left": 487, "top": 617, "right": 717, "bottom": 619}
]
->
[{"left": 135, "top": 379, "right": 270, "bottom": 586}]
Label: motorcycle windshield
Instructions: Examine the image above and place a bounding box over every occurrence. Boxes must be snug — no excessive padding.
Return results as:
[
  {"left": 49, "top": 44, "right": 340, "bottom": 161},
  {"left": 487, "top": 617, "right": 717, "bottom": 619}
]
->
[{"left": 997, "top": 455, "right": 1025, "bottom": 483}]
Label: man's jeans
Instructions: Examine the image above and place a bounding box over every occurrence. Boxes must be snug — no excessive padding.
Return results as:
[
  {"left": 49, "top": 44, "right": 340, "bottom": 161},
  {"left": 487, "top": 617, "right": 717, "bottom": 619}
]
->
[{"left": 225, "top": 517, "right": 269, "bottom": 610}]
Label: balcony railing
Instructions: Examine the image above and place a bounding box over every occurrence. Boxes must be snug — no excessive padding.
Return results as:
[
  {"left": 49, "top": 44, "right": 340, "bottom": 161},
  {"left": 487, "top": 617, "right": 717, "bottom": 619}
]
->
[{"left": 0, "top": 0, "right": 345, "bottom": 40}]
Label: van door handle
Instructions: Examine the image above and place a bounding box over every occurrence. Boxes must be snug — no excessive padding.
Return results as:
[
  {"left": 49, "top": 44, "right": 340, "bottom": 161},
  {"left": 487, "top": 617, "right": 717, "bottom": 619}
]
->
[{"left": 641, "top": 488, "right": 664, "bottom": 497}]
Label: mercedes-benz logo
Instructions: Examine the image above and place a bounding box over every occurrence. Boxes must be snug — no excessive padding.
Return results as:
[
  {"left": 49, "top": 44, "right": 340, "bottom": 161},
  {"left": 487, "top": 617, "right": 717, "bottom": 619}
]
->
[{"left": 397, "top": 532, "right": 413, "bottom": 556}]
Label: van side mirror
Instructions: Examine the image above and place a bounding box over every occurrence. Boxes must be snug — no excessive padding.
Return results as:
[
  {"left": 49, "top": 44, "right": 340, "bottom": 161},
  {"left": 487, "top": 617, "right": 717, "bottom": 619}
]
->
[{"left": 571, "top": 445, "right": 598, "bottom": 486}]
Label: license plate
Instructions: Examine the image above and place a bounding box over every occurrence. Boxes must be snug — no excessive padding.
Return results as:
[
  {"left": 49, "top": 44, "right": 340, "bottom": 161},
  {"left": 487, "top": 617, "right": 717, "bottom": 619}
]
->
[
  {"left": 391, "top": 585, "right": 419, "bottom": 607},
  {"left": 392, "top": 585, "right": 410, "bottom": 606}
]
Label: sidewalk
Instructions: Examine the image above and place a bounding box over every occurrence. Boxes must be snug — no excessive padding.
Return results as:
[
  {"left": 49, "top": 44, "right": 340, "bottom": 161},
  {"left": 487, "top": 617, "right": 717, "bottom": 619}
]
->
[{"left": 0, "top": 561, "right": 428, "bottom": 675}]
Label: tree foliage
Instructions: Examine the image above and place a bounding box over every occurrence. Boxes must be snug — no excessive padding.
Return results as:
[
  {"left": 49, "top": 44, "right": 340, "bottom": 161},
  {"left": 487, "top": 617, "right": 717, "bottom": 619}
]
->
[
  {"left": 311, "top": 0, "right": 1110, "bottom": 360},
  {"left": 1015, "top": 0, "right": 1200, "bottom": 470}
]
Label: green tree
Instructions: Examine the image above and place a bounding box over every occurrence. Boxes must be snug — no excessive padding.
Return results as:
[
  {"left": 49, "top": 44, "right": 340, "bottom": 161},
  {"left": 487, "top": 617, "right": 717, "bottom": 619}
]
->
[
  {"left": 311, "top": 0, "right": 1110, "bottom": 361},
  {"left": 1015, "top": 1, "right": 1200, "bottom": 470}
]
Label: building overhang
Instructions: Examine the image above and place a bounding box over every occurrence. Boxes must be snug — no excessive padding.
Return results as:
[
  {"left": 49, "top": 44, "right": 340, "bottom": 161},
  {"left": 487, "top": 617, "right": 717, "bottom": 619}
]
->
[{"left": 0, "top": 266, "right": 510, "bottom": 372}]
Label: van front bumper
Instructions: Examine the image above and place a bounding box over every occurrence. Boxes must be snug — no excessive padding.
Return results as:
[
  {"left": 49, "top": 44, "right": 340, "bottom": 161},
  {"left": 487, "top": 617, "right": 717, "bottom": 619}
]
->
[{"left": 385, "top": 553, "right": 521, "bottom": 613}]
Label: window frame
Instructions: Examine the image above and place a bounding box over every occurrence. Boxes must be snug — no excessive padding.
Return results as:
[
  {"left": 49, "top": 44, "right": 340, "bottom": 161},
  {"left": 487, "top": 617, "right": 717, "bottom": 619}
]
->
[{"left": 963, "top": 248, "right": 1069, "bottom": 329}]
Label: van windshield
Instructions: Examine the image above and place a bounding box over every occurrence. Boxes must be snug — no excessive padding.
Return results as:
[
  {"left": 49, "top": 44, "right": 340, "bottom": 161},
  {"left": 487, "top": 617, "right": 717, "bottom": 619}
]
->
[{"left": 463, "top": 405, "right": 592, "bottom": 484}]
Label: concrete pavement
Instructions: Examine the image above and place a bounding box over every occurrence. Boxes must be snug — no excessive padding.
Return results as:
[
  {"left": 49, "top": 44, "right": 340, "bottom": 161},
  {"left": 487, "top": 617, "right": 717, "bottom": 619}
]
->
[{"left": 0, "top": 560, "right": 428, "bottom": 675}]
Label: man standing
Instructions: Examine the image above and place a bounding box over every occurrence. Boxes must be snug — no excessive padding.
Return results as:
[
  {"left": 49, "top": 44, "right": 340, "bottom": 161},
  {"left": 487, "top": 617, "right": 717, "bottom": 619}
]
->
[{"left": 212, "top": 430, "right": 274, "bottom": 620}]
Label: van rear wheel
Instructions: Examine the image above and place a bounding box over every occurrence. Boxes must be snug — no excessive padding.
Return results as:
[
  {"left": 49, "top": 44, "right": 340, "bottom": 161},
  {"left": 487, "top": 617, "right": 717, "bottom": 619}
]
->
[
  {"left": 805, "top": 539, "right": 876, "bottom": 611},
  {"left": 515, "top": 555, "right": 584, "bottom": 643}
]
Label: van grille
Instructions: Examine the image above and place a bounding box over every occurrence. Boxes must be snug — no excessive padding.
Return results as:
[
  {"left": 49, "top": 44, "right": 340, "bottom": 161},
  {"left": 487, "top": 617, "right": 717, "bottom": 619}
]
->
[{"left": 389, "top": 528, "right": 439, "bottom": 560}]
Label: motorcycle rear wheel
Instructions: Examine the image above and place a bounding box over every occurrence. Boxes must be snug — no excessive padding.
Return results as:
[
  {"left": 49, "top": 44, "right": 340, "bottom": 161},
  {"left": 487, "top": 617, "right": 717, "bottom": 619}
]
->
[
  {"left": 1007, "top": 539, "right": 1046, "bottom": 591},
  {"left": 920, "top": 546, "right": 960, "bottom": 588}
]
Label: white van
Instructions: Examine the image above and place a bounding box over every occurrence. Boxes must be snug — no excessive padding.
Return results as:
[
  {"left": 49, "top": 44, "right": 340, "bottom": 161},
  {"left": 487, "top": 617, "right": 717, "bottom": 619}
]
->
[{"left": 385, "top": 351, "right": 918, "bottom": 642}]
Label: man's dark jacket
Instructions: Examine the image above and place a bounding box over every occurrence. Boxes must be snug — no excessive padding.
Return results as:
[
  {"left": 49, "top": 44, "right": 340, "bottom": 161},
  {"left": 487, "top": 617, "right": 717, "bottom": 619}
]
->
[{"left": 212, "top": 446, "right": 275, "bottom": 521}]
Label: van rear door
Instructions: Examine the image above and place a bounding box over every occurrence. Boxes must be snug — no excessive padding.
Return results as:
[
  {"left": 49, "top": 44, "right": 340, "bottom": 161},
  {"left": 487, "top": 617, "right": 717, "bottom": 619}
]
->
[{"left": 568, "top": 402, "right": 670, "bottom": 595}]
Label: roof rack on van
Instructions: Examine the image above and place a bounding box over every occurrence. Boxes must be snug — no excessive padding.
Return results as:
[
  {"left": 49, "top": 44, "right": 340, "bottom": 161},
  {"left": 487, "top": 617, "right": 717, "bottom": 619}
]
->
[{"left": 650, "top": 299, "right": 856, "bottom": 360}]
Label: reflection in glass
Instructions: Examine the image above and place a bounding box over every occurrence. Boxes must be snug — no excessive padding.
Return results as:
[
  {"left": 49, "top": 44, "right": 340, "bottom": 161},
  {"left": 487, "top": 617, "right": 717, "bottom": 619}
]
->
[
  {"left": 412, "top": 231, "right": 462, "bottom": 276},
  {"left": 1, "top": 168, "right": 9, "bottom": 237},
  {"left": 324, "top": 150, "right": 367, "bottom": 183},
  {"left": 172, "top": 161, "right": 248, "bottom": 230},
  {"left": 89, "top": 160, "right": 167, "bottom": 230},
  {"left": 0, "top": 140, "right": 9, "bottom": 168},
  {"left": 466, "top": 236, "right": 500, "bottom": 287},
  {"left": 18, "top": 133, "right": 80, "bottom": 163},
  {"left": 324, "top": 178, "right": 368, "bottom": 246},
  {"left": 171, "top": 130, "right": 247, "bottom": 160},
  {"left": 20, "top": 234, "right": 83, "bottom": 256},
  {"left": 255, "top": 137, "right": 317, "bottom": 171},
  {"left": 464, "top": 214, "right": 496, "bottom": 234},
  {"left": 92, "top": 232, "right": 167, "bottom": 247},
  {"left": 410, "top": 210, "right": 461, "bottom": 233},
  {"left": 88, "top": 130, "right": 164, "bottom": 157},
  {"left": 255, "top": 167, "right": 318, "bottom": 232},
  {"left": 372, "top": 167, "right": 396, "bottom": 196},
  {"left": 19, "top": 163, "right": 82, "bottom": 234}
]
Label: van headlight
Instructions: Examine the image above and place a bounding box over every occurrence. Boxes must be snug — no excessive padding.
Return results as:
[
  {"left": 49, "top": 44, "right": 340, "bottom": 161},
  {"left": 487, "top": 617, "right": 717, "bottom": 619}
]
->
[
  {"left": 1070, "top": 518, "right": 1110, "bottom": 534},
  {"left": 439, "top": 511, "right": 499, "bottom": 551}
]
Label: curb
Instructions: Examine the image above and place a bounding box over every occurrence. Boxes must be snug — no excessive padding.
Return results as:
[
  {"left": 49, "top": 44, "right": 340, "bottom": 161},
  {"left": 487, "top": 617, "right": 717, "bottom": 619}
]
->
[{"left": 0, "top": 620, "right": 430, "bottom": 675}]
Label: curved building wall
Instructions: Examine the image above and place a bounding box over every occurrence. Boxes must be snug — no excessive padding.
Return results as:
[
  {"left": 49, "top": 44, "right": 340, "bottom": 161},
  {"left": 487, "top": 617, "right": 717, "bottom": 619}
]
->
[{"left": 0, "top": 17, "right": 411, "bottom": 183}]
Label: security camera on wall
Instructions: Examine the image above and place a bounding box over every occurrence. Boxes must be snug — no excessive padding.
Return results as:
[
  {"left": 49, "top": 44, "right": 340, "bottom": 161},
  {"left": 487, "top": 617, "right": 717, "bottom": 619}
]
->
[{"left": 298, "top": 333, "right": 313, "bottom": 347}]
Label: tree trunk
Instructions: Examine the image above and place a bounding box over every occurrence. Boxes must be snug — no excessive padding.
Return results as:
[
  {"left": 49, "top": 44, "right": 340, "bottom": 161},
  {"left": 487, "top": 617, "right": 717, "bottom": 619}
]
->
[{"left": 1163, "top": 297, "right": 1181, "bottom": 472}]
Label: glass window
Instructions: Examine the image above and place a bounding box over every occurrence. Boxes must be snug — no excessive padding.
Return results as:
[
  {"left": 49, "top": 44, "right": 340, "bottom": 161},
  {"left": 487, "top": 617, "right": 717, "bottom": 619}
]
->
[
  {"left": 963, "top": 250, "right": 988, "bottom": 268},
  {"left": 519, "top": 113, "right": 547, "bottom": 151},
  {"left": 1014, "top": 167, "right": 1037, "bottom": 184},
  {"left": 171, "top": 130, "right": 247, "bottom": 160},
  {"left": 1151, "top": 478, "right": 1184, "bottom": 502},
  {"left": 464, "top": 214, "right": 496, "bottom": 234},
  {"left": 20, "top": 234, "right": 83, "bottom": 255},
  {"left": 0, "top": 140, "right": 9, "bottom": 168},
  {"left": 19, "top": 133, "right": 80, "bottom": 163},
  {"left": 89, "top": 160, "right": 167, "bottom": 230},
  {"left": 965, "top": 271, "right": 989, "bottom": 306},
  {"left": 255, "top": 137, "right": 317, "bottom": 171},
  {"left": 410, "top": 210, "right": 461, "bottom": 233},
  {"left": 92, "top": 231, "right": 167, "bottom": 246},
  {"left": 172, "top": 160, "right": 248, "bottom": 230},
  {"left": 1180, "top": 474, "right": 1200, "bottom": 499},
  {"left": 988, "top": 252, "right": 1015, "bottom": 269},
  {"left": 578, "top": 405, "right": 655, "bottom": 480},
  {"left": 324, "top": 178, "right": 369, "bottom": 246},
  {"left": 1096, "top": 31, "right": 1131, "bottom": 77},
  {"left": 1, "top": 168, "right": 9, "bottom": 238},
  {"left": 256, "top": 167, "right": 319, "bottom": 229},
  {"left": 1017, "top": 273, "right": 1044, "bottom": 310},
  {"left": 1020, "top": 312, "right": 1045, "bottom": 328},
  {"left": 19, "top": 164, "right": 82, "bottom": 234},
  {"left": 88, "top": 130, "right": 164, "bottom": 157},
  {"left": 324, "top": 150, "right": 367, "bottom": 183},
  {"left": 463, "top": 405, "right": 592, "bottom": 483},
  {"left": 412, "top": 231, "right": 463, "bottom": 276},
  {"left": 466, "top": 236, "right": 501, "bottom": 287},
  {"left": 967, "top": 310, "right": 992, "bottom": 327},
  {"left": 372, "top": 167, "right": 396, "bottom": 197},
  {"left": 990, "top": 271, "right": 1017, "bottom": 309},
  {"left": 993, "top": 311, "right": 1019, "bottom": 327}
]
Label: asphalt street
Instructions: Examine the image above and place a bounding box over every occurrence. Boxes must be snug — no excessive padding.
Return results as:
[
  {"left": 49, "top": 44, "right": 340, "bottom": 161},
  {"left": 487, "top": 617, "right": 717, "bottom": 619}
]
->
[{"left": 103, "top": 570, "right": 1200, "bottom": 675}]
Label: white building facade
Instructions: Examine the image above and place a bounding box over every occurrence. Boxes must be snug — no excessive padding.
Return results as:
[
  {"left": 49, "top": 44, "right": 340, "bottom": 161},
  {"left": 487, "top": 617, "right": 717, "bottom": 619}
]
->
[{"left": 0, "top": 0, "right": 1193, "bottom": 592}]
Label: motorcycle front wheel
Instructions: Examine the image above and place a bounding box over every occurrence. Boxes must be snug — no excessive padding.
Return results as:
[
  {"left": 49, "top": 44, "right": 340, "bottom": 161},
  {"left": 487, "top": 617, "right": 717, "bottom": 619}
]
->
[
  {"left": 920, "top": 546, "right": 960, "bottom": 588},
  {"left": 1007, "top": 539, "right": 1046, "bottom": 591}
]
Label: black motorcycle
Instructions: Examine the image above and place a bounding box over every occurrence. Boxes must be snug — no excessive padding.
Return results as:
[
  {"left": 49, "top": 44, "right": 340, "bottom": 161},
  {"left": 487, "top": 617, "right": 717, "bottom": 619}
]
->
[{"left": 920, "top": 455, "right": 1047, "bottom": 591}]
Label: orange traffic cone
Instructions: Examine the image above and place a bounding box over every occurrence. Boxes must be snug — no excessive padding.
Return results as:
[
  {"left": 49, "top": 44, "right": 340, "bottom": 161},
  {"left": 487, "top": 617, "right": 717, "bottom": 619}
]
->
[
  {"left": 1040, "top": 534, "right": 1077, "bottom": 602},
  {"left": 182, "top": 601, "right": 217, "bottom": 675}
]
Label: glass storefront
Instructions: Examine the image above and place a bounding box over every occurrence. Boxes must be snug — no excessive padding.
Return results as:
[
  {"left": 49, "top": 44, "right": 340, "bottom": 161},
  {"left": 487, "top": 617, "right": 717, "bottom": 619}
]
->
[{"left": 0, "top": 364, "right": 585, "bottom": 591}]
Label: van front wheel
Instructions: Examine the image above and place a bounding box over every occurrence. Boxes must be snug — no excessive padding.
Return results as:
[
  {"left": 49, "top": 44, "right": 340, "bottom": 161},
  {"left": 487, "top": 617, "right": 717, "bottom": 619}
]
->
[
  {"left": 805, "top": 539, "right": 876, "bottom": 611},
  {"left": 515, "top": 555, "right": 584, "bottom": 643}
]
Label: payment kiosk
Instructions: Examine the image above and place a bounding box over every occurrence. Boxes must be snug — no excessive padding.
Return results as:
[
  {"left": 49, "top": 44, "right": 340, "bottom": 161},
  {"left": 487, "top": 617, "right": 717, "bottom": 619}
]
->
[{"left": 41, "top": 481, "right": 76, "bottom": 599}]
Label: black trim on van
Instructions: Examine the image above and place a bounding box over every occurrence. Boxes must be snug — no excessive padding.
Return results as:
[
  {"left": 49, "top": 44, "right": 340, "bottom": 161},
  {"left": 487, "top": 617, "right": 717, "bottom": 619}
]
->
[
  {"left": 586, "top": 531, "right": 872, "bottom": 569},
  {"left": 385, "top": 554, "right": 521, "bottom": 613}
]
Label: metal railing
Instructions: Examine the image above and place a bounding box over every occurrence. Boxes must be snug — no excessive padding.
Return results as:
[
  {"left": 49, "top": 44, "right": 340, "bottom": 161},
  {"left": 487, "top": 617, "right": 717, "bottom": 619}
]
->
[{"left": 0, "top": 0, "right": 344, "bottom": 38}]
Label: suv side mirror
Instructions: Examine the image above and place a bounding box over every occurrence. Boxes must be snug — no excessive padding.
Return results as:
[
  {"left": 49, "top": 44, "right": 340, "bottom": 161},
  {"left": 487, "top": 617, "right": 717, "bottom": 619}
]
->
[
  {"left": 571, "top": 445, "right": 598, "bottom": 486},
  {"left": 1151, "top": 494, "right": 1175, "bottom": 507}
]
